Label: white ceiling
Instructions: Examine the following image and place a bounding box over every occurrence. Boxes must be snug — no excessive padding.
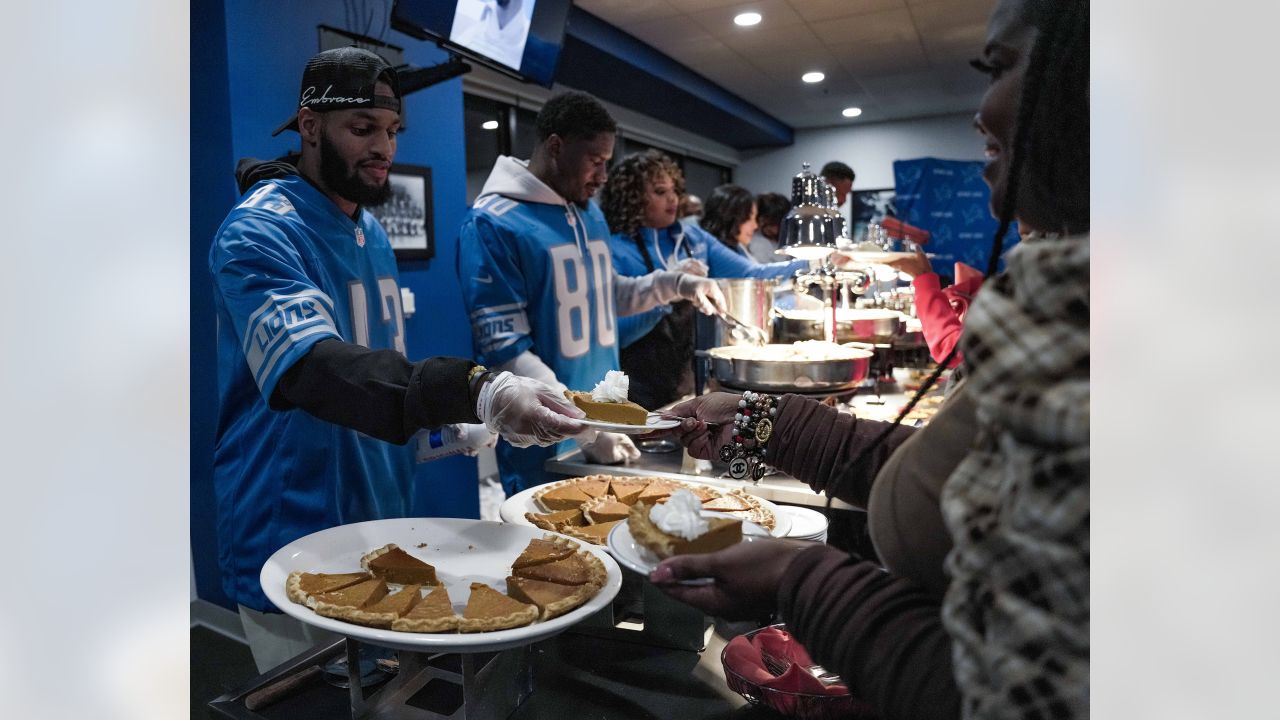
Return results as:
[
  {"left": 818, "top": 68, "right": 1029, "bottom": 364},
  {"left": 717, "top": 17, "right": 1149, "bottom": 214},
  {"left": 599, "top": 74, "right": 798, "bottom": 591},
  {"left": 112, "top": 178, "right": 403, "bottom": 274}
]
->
[{"left": 574, "top": 0, "right": 994, "bottom": 130}]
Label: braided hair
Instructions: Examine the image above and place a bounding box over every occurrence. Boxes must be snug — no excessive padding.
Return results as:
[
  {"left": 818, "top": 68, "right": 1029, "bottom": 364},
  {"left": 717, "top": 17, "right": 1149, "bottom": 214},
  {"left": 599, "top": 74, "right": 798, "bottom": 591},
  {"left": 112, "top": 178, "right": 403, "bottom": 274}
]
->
[{"left": 823, "top": 0, "right": 1090, "bottom": 506}]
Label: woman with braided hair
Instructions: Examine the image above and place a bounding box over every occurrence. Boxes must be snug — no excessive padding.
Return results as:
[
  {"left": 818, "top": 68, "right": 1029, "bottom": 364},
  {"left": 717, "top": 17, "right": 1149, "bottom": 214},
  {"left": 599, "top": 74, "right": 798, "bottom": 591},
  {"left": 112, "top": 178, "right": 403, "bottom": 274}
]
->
[
  {"left": 650, "top": 1, "right": 1090, "bottom": 718},
  {"left": 601, "top": 150, "right": 809, "bottom": 409}
]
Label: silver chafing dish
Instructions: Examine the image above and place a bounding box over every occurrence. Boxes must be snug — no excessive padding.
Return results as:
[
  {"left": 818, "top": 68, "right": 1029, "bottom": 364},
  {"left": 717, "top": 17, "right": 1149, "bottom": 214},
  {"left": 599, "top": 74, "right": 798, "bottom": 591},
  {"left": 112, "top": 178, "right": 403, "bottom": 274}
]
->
[
  {"left": 705, "top": 342, "right": 873, "bottom": 393},
  {"left": 772, "top": 307, "right": 906, "bottom": 344}
]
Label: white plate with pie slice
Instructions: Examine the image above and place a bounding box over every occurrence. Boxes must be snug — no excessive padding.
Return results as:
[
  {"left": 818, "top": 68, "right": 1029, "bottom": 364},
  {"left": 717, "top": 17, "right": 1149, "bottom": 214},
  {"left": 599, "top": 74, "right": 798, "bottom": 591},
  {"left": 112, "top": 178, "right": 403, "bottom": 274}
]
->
[
  {"left": 607, "top": 512, "right": 770, "bottom": 582},
  {"left": 260, "top": 517, "right": 622, "bottom": 653},
  {"left": 573, "top": 413, "right": 680, "bottom": 434}
]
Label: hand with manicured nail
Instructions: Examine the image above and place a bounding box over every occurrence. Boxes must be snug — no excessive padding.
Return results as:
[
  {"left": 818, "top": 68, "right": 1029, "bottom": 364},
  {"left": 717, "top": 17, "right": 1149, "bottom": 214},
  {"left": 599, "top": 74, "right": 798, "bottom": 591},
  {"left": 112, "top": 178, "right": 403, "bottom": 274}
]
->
[{"left": 648, "top": 538, "right": 812, "bottom": 620}]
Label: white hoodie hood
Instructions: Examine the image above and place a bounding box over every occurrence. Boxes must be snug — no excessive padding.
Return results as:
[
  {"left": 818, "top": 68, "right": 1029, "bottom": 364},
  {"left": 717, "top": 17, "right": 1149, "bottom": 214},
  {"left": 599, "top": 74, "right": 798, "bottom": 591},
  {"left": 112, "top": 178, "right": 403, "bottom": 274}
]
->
[{"left": 475, "top": 156, "right": 568, "bottom": 207}]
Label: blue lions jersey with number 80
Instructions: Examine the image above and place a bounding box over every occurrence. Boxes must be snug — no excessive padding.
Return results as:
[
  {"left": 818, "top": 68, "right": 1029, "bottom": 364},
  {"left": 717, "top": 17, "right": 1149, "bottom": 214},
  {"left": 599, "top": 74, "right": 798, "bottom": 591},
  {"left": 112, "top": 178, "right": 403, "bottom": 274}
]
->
[
  {"left": 209, "top": 175, "right": 412, "bottom": 611},
  {"left": 458, "top": 195, "right": 619, "bottom": 491}
]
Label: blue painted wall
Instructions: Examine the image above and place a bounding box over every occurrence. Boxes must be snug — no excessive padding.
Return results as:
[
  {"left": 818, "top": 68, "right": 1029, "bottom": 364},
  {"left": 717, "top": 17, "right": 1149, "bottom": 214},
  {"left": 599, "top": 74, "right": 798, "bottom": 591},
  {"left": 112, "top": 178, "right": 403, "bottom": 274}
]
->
[{"left": 192, "top": 0, "right": 479, "bottom": 609}]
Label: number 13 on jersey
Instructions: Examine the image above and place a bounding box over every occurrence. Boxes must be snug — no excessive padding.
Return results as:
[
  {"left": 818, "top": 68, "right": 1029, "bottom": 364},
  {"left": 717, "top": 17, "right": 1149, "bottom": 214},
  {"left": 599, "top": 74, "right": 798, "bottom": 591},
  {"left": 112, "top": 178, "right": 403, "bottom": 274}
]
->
[{"left": 548, "top": 240, "right": 615, "bottom": 358}]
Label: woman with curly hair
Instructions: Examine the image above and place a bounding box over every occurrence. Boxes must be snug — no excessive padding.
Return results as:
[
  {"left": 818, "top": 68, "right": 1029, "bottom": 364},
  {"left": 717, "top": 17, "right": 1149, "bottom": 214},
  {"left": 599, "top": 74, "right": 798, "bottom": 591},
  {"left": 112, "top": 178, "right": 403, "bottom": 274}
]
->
[{"left": 601, "top": 150, "right": 808, "bottom": 409}]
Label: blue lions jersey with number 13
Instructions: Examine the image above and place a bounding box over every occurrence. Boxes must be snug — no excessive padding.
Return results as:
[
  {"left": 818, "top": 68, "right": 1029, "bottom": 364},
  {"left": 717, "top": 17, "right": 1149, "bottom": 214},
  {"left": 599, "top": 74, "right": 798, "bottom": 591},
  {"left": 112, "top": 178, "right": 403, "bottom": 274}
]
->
[{"left": 209, "top": 175, "right": 412, "bottom": 611}]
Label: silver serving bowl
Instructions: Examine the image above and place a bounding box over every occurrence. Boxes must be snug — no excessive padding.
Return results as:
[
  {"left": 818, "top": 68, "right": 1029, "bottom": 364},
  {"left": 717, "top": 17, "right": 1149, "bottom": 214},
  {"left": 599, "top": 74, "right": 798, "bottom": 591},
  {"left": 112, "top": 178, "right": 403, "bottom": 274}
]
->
[{"left": 706, "top": 344, "right": 873, "bottom": 392}]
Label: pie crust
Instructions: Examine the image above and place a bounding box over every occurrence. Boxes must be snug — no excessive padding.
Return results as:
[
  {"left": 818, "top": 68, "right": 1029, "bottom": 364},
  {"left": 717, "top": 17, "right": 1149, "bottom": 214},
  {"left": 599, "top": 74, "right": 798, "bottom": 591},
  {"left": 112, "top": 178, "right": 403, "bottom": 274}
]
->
[
  {"left": 325, "top": 584, "right": 423, "bottom": 628},
  {"left": 506, "top": 575, "right": 595, "bottom": 620},
  {"left": 627, "top": 502, "right": 742, "bottom": 559},
  {"left": 458, "top": 583, "right": 539, "bottom": 633},
  {"left": 391, "top": 585, "right": 459, "bottom": 633},
  {"left": 361, "top": 544, "right": 440, "bottom": 585},
  {"left": 286, "top": 571, "right": 371, "bottom": 608},
  {"left": 582, "top": 495, "right": 632, "bottom": 523}
]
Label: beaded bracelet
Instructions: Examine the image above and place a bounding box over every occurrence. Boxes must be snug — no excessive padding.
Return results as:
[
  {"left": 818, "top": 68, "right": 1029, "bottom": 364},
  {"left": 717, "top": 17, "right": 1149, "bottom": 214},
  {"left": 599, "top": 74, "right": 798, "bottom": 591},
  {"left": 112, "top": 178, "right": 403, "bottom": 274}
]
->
[{"left": 719, "top": 390, "right": 778, "bottom": 481}]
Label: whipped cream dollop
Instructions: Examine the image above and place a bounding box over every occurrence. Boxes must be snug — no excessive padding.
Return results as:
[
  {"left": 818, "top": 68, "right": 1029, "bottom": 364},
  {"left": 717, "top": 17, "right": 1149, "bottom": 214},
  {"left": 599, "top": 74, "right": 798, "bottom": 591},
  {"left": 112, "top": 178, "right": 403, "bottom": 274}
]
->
[
  {"left": 590, "top": 370, "right": 630, "bottom": 403},
  {"left": 648, "top": 489, "right": 708, "bottom": 540}
]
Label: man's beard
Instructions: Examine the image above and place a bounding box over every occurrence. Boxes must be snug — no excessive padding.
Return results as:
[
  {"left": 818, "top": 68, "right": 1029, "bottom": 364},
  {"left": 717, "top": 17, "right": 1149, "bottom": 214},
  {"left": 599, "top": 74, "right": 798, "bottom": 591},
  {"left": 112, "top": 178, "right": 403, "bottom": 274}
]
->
[{"left": 319, "top": 129, "right": 391, "bottom": 207}]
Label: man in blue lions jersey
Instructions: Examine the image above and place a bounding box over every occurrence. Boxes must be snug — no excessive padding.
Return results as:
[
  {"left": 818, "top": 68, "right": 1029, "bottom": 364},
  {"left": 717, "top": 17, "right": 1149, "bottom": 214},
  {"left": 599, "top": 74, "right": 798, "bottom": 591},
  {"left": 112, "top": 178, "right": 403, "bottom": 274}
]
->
[
  {"left": 210, "top": 47, "right": 585, "bottom": 671},
  {"left": 459, "top": 92, "right": 728, "bottom": 494}
]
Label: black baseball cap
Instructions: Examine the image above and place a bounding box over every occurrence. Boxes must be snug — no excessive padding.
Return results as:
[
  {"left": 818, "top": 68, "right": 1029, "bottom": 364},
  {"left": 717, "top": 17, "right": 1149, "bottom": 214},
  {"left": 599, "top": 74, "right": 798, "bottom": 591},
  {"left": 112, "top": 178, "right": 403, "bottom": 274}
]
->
[{"left": 271, "top": 47, "right": 402, "bottom": 137}]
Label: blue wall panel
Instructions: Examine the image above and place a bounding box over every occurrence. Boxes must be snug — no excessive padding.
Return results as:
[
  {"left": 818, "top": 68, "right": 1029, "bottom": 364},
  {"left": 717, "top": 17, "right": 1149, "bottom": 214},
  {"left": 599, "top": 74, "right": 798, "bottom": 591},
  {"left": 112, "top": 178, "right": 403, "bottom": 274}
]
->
[{"left": 192, "top": 0, "right": 479, "bottom": 609}]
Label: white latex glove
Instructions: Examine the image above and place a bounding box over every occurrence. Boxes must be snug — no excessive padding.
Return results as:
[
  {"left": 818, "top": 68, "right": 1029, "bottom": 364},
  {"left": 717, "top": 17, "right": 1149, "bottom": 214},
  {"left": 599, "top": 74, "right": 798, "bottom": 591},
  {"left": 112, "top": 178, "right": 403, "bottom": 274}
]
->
[
  {"left": 476, "top": 371, "right": 587, "bottom": 448},
  {"left": 672, "top": 258, "right": 708, "bottom": 277},
  {"left": 580, "top": 431, "right": 641, "bottom": 465},
  {"left": 675, "top": 274, "right": 729, "bottom": 316}
]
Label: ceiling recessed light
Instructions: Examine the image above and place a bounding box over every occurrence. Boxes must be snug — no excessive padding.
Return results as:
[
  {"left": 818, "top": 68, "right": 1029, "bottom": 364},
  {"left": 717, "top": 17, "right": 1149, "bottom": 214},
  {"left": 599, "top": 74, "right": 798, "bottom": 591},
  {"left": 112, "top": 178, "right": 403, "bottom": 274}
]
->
[
  {"left": 481, "top": 120, "right": 499, "bottom": 130},
  {"left": 841, "top": 107, "right": 863, "bottom": 118},
  {"left": 802, "top": 71, "right": 825, "bottom": 84},
  {"left": 734, "top": 12, "right": 762, "bottom": 26}
]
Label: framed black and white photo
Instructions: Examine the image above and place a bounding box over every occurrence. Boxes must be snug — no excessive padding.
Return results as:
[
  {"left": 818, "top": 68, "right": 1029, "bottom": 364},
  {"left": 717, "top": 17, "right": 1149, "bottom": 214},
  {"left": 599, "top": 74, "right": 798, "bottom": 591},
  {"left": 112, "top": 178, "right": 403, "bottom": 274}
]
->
[
  {"left": 367, "top": 163, "right": 434, "bottom": 261},
  {"left": 851, "top": 188, "right": 897, "bottom": 243}
]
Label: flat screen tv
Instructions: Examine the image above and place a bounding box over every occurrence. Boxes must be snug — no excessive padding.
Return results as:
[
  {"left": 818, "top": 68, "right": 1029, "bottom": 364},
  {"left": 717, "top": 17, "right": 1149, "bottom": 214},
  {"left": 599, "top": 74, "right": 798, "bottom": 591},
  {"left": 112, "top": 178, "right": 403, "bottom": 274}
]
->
[{"left": 391, "top": 0, "right": 572, "bottom": 87}]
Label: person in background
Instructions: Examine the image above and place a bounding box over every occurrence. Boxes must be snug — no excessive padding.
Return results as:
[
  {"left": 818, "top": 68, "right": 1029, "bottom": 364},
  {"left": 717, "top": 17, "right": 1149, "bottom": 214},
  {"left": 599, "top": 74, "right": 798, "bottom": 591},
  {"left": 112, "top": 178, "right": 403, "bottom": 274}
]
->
[
  {"left": 458, "top": 92, "right": 728, "bottom": 494},
  {"left": 747, "top": 191, "right": 791, "bottom": 263},
  {"left": 678, "top": 193, "right": 703, "bottom": 226},
  {"left": 821, "top": 160, "right": 856, "bottom": 231},
  {"left": 601, "top": 152, "right": 809, "bottom": 409},
  {"left": 209, "top": 48, "right": 586, "bottom": 671},
  {"left": 886, "top": 251, "right": 985, "bottom": 368},
  {"left": 702, "top": 184, "right": 773, "bottom": 264},
  {"left": 652, "top": 0, "right": 1090, "bottom": 716}
]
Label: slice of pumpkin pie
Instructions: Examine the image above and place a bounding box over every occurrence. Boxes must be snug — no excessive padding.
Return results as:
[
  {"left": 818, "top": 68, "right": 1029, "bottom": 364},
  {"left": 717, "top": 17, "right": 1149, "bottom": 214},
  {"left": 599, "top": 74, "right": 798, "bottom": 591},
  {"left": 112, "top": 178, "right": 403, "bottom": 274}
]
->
[
  {"left": 511, "top": 536, "right": 577, "bottom": 569},
  {"left": 506, "top": 576, "right": 596, "bottom": 620},
  {"left": 536, "top": 483, "right": 593, "bottom": 512},
  {"left": 458, "top": 583, "right": 539, "bottom": 633},
  {"left": 362, "top": 544, "right": 440, "bottom": 586},
  {"left": 312, "top": 579, "right": 390, "bottom": 621},
  {"left": 392, "top": 585, "right": 459, "bottom": 633},
  {"left": 335, "top": 584, "right": 423, "bottom": 628},
  {"left": 511, "top": 549, "right": 606, "bottom": 587},
  {"left": 286, "top": 571, "right": 371, "bottom": 608},
  {"left": 582, "top": 495, "right": 632, "bottom": 523}
]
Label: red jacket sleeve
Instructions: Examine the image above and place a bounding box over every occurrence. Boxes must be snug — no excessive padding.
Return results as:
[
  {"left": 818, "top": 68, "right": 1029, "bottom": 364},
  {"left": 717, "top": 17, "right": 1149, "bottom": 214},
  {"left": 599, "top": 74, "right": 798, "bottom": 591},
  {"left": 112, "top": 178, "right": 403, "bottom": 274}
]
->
[{"left": 912, "top": 273, "right": 978, "bottom": 367}]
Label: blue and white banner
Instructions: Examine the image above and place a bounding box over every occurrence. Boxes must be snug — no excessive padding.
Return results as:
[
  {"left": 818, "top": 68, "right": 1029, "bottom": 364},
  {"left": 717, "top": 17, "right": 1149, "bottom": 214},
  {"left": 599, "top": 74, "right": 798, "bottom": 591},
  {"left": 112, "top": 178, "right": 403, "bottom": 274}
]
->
[{"left": 893, "top": 157, "right": 1020, "bottom": 277}]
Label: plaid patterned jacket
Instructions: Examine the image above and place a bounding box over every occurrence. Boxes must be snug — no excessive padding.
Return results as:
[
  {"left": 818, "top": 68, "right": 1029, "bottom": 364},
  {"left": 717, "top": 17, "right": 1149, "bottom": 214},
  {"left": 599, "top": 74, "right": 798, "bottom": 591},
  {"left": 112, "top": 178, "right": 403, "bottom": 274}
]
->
[{"left": 941, "top": 234, "right": 1090, "bottom": 719}]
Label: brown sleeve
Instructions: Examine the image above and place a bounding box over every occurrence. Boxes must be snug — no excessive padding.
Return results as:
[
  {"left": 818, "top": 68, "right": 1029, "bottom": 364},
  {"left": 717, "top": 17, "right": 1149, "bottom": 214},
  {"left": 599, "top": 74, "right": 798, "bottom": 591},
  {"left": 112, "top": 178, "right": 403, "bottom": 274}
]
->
[
  {"left": 766, "top": 394, "right": 917, "bottom": 508},
  {"left": 778, "top": 544, "right": 960, "bottom": 720}
]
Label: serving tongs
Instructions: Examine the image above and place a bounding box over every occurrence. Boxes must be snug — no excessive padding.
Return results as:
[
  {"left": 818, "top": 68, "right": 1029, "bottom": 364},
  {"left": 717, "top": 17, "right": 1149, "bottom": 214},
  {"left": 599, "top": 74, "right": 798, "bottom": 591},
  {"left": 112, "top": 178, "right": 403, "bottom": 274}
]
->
[{"left": 719, "top": 310, "right": 768, "bottom": 346}]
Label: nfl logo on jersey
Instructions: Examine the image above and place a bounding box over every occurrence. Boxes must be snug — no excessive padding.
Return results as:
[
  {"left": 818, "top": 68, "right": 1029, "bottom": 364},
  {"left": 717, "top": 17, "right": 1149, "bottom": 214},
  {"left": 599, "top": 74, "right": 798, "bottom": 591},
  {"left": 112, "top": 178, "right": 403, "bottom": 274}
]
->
[{"left": 355, "top": 227, "right": 366, "bottom": 247}]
